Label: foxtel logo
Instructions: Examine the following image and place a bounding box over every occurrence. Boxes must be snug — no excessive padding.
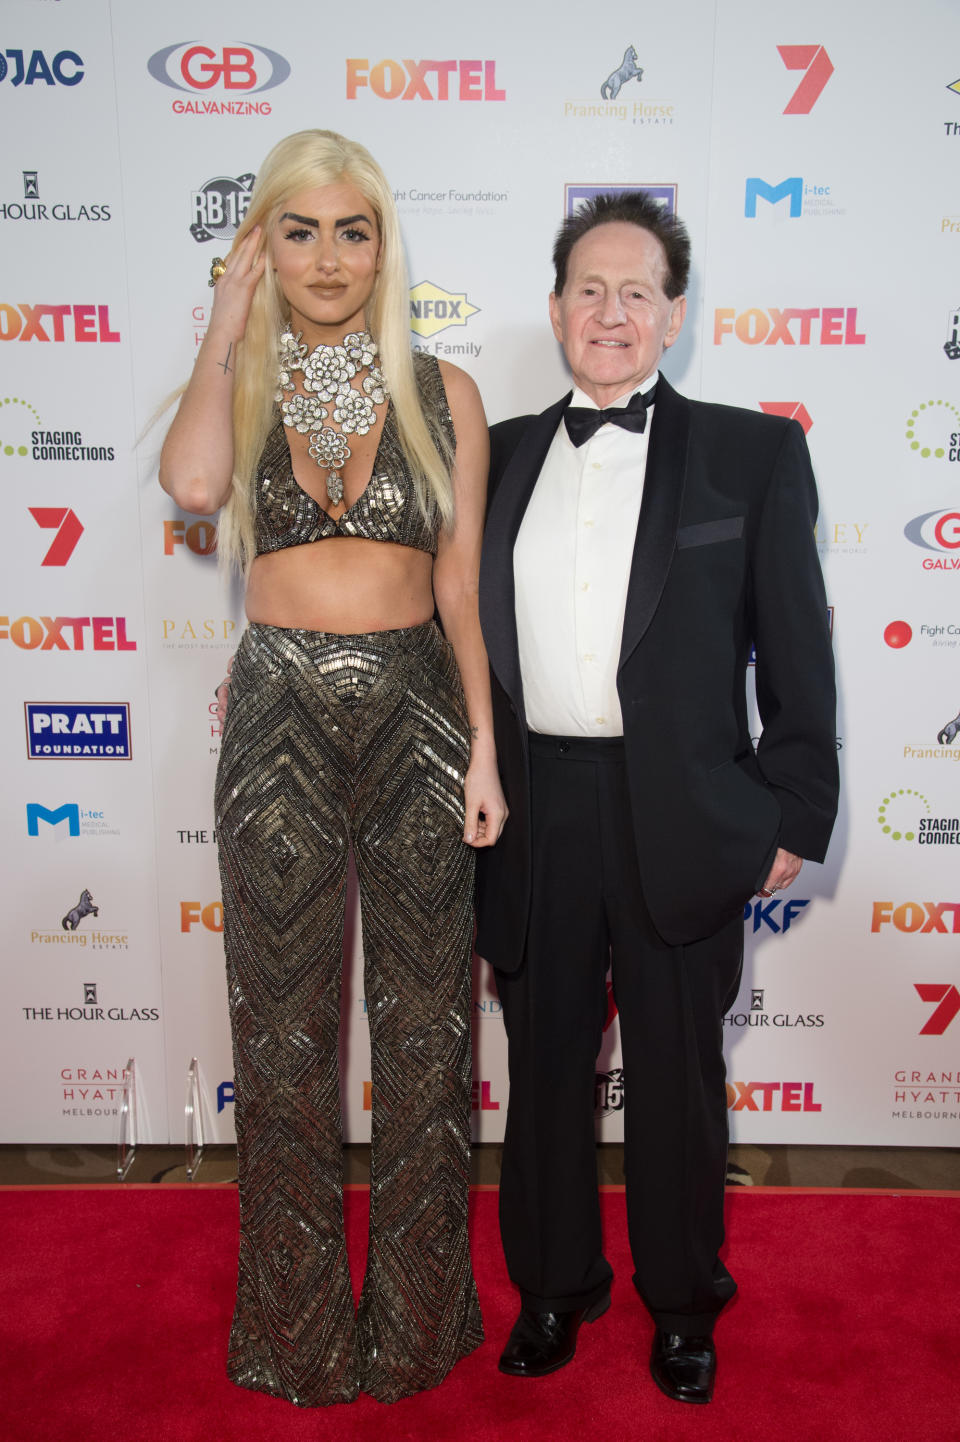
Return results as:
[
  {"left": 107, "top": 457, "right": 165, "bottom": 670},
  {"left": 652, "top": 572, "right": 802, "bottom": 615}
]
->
[
  {"left": 714, "top": 308, "right": 865, "bottom": 345},
  {"left": 915, "top": 984, "right": 960, "bottom": 1035},
  {"left": 726, "top": 1081, "right": 821, "bottom": 1111},
  {"left": 362, "top": 1079, "right": 500, "bottom": 1109},
  {"left": 871, "top": 901, "right": 960, "bottom": 933},
  {"left": 163, "top": 519, "right": 217, "bottom": 555},
  {"left": 0, "top": 303, "right": 120, "bottom": 342},
  {"left": 0, "top": 615, "right": 136, "bottom": 650},
  {"left": 30, "top": 507, "right": 83, "bottom": 565},
  {"left": 180, "top": 901, "right": 223, "bottom": 933},
  {"left": 777, "top": 44, "right": 833, "bottom": 114},
  {"left": 347, "top": 58, "right": 505, "bottom": 100}
]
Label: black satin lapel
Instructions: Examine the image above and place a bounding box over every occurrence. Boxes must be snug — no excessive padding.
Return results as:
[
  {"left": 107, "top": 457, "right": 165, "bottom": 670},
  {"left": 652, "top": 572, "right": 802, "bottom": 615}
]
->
[
  {"left": 479, "top": 397, "right": 569, "bottom": 715},
  {"left": 618, "top": 381, "right": 691, "bottom": 671}
]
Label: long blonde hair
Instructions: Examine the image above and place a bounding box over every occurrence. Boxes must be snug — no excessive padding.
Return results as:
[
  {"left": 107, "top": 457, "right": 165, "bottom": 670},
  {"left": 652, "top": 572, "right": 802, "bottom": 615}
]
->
[{"left": 216, "top": 129, "right": 453, "bottom": 574}]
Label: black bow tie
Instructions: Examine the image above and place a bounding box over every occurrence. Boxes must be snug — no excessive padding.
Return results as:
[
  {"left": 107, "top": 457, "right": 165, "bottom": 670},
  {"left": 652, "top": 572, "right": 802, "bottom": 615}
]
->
[{"left": 563, "top": 384, "right": 657, "bottom": 447}]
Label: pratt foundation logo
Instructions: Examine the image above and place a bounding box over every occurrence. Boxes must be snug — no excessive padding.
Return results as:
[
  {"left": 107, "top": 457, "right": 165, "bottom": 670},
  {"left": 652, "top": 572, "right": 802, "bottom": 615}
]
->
[
  {"left": 148, "top": 43, "right": 289, "bottom": 114},
  {"left": 726, "top": 1081, "right": 822, "bottom": 1112},
  {"left": 190, "top": 174, "right": 254, "bottom": 243},
  {"left": 25, "top": 703, "right": 131, "bottom": 759},
  {"left": 409, "top": 281, "right": 481, "bottom": 358},
  {"left": 565, "top": 183, "right": 677, "bottom": 218},
  {"left": 563, "top": 45, "right": 673, "bottom": 126},
  {"left": 29, "top": 508, "right": 83, "bottom": 566},
  {"left": 876, "top": 787, "right": 959, "bottom": 846},
  {"left": 0, "top": 395, "right": 116, "bottom": 464},
  {"left": 723, "top": 988, "right": 824, "bottom": 1029},
  {"left": 744, "top": 177, "right": 843, "bottom": 220},
  {"left": 30, "top": 891, "right": 129, "bottom": 950},
  {"left": 0, "top": 49, "right": 84, "bottom": 88},
  {"left": 915, "top": 984, "right": 960, "bottom": 1035},
  {"left": 714, "top": 307, "right": 865, "bottom": 346},
  {"left": 0, "top": 304, "right": 120, "bottom": 343},
  {"left": 892, "top": 1068, "right": 960, "bottom": 1120},
  {"left": 0, "top": 615, "right": 136, "bottom": 651},
  {"left": 595, "top": 1068, "right": 624, "bottom": 1115},
  {"left": 777, "top": 45, "right": 833, "bottom": 114},
  {"left": 346, "top": 58, "right": 505, "bottom": 101},
  {"left": 0, "top": 168, "right": 111, "bottom": 224},
  {"left": 871, "top": 901, "right": 960, "bottom": 933},
  {"left": 903, "top": 403, "right": 960, "bottom": 460}
]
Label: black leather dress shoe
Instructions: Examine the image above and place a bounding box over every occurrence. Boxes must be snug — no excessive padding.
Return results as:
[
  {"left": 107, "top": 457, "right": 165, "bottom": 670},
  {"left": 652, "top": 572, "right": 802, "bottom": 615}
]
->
[
  {"left": 649, "top": 1328, "right": 716, "bottom": 1404},
  {"left": 498, "top": 1293, "right": 610, "bottom": 1377}
]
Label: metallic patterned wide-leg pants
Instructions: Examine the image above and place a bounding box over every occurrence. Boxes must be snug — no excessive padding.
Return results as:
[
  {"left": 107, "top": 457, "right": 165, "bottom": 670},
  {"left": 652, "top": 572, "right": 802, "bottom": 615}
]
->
[{"left": 214, "top": 620, "right": 482, "bottom": 1406}]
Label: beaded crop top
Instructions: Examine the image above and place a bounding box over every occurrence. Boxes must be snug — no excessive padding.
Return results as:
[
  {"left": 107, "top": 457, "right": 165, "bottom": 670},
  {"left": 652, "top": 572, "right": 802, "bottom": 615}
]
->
[{"left": 254, "top": 351, "right": 454, "bottom": 558}]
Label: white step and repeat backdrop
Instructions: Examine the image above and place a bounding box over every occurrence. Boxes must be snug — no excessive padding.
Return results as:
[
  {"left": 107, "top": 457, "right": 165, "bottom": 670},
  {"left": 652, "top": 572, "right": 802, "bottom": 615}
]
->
[{"left": 2, "top": 0, "right": 959, "bottom": 1149}]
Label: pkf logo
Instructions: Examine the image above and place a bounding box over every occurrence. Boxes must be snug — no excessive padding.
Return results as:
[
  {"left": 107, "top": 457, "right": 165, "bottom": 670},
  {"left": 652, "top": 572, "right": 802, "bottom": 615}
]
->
[
  {"left": 0, "top": 304, "right": 120, "bottom": 343},
  {"left": 25, "top": 703, "right": 131, "bottom": 759},
  {"left": 743, "top": 897, "right": 810, "bottom": 933},
  {"left": 147, "top": 44, "right": 289, "bottom": 93},
  {"left": 0, "top": 615, "right": 136, "bottom": 650},
  {"left": 0, "top": 49, "right": 83, "bottom": 88},
  {"left": 30, "top": 508, "right": 83, "bottom": 565},
  {"left": 915, "top": 984, "right": 960, "bottom": 1034},
  {"left": 759, "top": 401, "right": 812, "bottom": 434},
  {"left": 777, "top": 45, "right": 833, "bottom": 114},
  {"left": 190, "top": 174, "right": 254, "bottom": 243},
  {"left": 347, "top": 59, "right": 505, "bottom": 100},
  {"left": 409, "top": 281, "right": 479, "bottom": 339},
  {"left": 714, "top": 308, "right": 864, "bottom": 346}
]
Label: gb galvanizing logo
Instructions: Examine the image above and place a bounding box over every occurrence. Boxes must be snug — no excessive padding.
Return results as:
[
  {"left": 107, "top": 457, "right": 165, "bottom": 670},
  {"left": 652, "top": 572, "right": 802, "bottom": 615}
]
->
[
  {"left": 25, "top": 703, "right": 131, "bottom": 759},
  {"left": 147, "top": 43, "right": 290, "bottom": 115}
]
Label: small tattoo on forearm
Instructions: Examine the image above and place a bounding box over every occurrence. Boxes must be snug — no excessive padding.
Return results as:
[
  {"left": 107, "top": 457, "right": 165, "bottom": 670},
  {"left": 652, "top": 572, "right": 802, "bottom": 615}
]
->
[
  {"left": 470, "top": 725, "right": 479, "bottom": 739},
  {"left": 218, "top": 343, "right": 233, "bottom": 376}
]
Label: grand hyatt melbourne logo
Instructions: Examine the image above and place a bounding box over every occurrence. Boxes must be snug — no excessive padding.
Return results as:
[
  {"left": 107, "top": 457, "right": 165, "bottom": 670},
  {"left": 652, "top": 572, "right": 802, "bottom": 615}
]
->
[
  {"left": 563, "top": 44, "right": 673, "bottom": 126},
  {"left": 892, "top": 1069, "right": 960, "bottom": 1121},
  {"left": 147, "top": 43, "right": 289, "bottom": 115},
  {"left": 565, "top": 183, "right": 677, "bottom": 219},
  {"left": 0, "top": 169, "right": 111, "bottom": 224},
  {"left": 25, "top": 703, "right": 131, "bottom": 759},
  {"left": 190, "top": 174, "right": 254, "bottom": 243}
]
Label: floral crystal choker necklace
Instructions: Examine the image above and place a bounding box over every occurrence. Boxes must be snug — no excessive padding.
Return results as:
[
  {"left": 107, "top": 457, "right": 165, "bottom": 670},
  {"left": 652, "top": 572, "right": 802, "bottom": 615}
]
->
[{"left": 276, "top": 329, "right": 388, "bottom": 506}]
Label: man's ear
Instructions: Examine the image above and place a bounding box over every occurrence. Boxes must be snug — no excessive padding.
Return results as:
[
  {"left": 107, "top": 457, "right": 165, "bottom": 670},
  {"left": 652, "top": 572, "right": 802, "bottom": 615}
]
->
[
  {"left": 548, "top": 291, "right": 563, "bottom": 345},
  {"left": 663, "top": 295, "right": 686, "bottom": 350}
]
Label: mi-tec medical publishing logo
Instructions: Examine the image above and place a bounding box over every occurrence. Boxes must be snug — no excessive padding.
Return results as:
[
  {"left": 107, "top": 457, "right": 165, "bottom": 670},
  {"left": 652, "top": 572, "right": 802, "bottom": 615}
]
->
[
  {"left": 25, "top": 703, "right": 131, "bottom": 759},
  {"left": 744, "top": 176, "right": 844, "bottom": 220}
]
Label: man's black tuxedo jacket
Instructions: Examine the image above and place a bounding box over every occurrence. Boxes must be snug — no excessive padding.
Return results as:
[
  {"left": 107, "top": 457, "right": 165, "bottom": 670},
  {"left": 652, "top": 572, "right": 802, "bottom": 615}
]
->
[{"left": 475, "top": 376, "right": 839, "bottom": 968}]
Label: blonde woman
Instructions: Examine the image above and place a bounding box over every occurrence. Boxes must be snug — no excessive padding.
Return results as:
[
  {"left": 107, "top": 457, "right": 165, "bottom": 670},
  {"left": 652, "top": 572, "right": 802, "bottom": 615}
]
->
[{"left": 160, "top": 130, "right": 506, "bottom": 1407}]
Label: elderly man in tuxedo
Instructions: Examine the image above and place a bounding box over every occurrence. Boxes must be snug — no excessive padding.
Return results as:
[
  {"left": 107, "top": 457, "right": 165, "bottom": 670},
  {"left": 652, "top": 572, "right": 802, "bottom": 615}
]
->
[{"left": 475, "top": 193, "right": 838, "bottom": 1404}]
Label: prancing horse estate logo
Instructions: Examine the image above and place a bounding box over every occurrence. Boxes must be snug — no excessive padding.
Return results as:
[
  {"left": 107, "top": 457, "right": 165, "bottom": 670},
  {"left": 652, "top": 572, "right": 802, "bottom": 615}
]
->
[{"left": 601, "top": 46, "right": 643, "bottom": 100}]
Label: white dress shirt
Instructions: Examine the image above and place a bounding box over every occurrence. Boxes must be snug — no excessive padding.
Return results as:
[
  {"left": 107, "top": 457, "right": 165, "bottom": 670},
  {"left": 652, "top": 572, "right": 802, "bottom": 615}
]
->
[{"left": 514, "top": 373, "right": 659, "bottom": 736}]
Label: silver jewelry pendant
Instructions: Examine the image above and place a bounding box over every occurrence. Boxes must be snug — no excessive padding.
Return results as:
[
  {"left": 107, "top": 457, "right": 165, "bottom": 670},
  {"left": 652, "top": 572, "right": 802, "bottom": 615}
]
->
[{"left": 277, "top": 330, "right": 387, "bottom": 496}]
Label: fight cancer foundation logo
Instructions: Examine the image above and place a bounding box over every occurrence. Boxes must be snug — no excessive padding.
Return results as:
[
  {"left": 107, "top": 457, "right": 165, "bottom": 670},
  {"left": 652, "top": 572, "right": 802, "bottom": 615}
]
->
[{"left": 562, "top": 44, "right": 674, "bottom": 126}]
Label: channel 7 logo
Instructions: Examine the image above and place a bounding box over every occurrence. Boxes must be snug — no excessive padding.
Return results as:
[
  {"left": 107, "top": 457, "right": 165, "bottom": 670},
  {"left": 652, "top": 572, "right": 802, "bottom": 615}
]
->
[{"left": 915, "top": 984, "right": 960, "bottom": 1035}]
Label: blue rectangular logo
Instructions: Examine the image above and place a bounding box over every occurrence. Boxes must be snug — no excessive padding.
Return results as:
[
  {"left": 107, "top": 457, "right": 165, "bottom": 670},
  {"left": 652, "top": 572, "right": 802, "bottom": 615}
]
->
[
  {"left": 564, "top": 183, "right": 677, "bottom": 218},
  {"left": 25, "top": 703, "right": 132, "bottom": 759}
]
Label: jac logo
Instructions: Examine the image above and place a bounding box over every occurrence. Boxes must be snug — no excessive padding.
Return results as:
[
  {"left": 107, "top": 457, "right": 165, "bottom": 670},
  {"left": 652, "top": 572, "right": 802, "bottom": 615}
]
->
[
  {"left": 0, "top": 49, "right": 83, "bottom": 88},
  {"left": 904, "top": 510, "right": 960, "bottom": 551},
  {"left": 347, "top": 59, "right": 505, "bottom": 101},
  {"left": 0, "top": 615, "right": 136, "bottom": 650},
  {"left": 759, "top": 401, "right": 812, "bottom": 434},
  {"left": 871, "top": 902, "right": 960, "bottom": 933},
  {"left": 714, "top": 308, "right": 865, "bottom": 346},
  {"left": 409, "top": 282, "right": 480, "bottom": 339},
  {"left": 147, "top": 44, "right": 290, "bottom": 93},
  {"left": 163, "top": 519, "right": 217, "bottom": 556},
  {"left": 743, "top": 897, "right": 810, "bottom": 933},
  {"left": 30, "top": 508, "right": 83, "bottom": 565},
  {"left": 0, "top": 304, "right": 119, "bottom": 343},
  {"left": 777, "top": 44, "right": 833, "bottom": 114},
  {"left": 180, "top": 902, "right": 223, "bottom": 933},
  {"left": 726, "top": 1081, "right": 822, "bottom": 1112},
  {"left": 915, "top": 984, "right": 960, "bottom": 1034}
]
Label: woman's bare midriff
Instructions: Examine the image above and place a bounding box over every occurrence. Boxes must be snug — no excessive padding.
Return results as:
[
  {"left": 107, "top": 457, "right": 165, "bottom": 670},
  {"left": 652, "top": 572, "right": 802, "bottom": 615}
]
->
[{"left": 245, "top": 537, "right": 436, "bottom": 634}]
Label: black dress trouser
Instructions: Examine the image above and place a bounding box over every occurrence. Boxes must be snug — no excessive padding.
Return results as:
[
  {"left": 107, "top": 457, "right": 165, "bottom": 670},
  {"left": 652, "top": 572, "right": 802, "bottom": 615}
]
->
[{"left": 495, "top": 733, "right": 743, "bottom": 1336}]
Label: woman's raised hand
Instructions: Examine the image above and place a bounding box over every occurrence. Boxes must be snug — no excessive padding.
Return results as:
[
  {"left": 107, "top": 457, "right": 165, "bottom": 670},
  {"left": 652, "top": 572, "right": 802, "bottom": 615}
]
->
[{"left": 208, "top": 226, "right": 267, "bottom": 342}]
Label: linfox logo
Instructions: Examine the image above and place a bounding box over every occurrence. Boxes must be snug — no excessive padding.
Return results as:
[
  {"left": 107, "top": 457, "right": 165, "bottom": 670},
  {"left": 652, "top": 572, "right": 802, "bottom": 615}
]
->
[
  {"left": 743, "top": 897, "right": 810, "bottom": 933},
  {"left": 916, "top": 984, "right": 960, "bottom": 1035},
  {"left": 759, "top": 401, "right": 812, "bottom": 433},
  {"left": 777, "top": 45, "right": 833, "bottom": 114},
  {"left": 190, "top": 174, "right": 254, "bottom": 244},
  {"left": 0, "top": 49, "right": 84, "bottom": 88},
  {"left": 0, "top": 304, "right": 120, "bottom": 343},
  {"left": 346, "top": 59, "right": 505, "bottom": 101},
  {"left": 409, "top": 281, "right": 480, "bottom": 339},
  {"left": 30, "top": 508, "right": 83, "bottom": 565},
  {"left": 147, "top": 44, "right": 290, "bottom": 93},
  {"left": 726, "top": 1081, "right": 822, "bottom": 1112},
  {"left": 164, "top": 519, "right": 217, "bottom": 556},
  {"left": 871, "top": 902, "right": 960, "bottom": 933},
  {"left": 0, "top": 615, "right": 136, "bottom": 650},
  {"left": 180, "top": 902, "right": 223, "bottom": 933},
  {"left": 714, "top": 308, "right": 865, "bottom": 346},
  {"left": 25, "top": 703, "right": 131, "bottom": 759}
]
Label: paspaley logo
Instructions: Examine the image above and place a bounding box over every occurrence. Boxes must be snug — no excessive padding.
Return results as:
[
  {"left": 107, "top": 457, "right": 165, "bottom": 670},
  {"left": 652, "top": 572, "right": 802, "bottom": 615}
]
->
[
  {"left": 0, "top": 49, "right": 83, "bottom": 87},
  {"left": 904, "top": 403, "right": 960, "bottom": 460},
  {"left": 190, "top": 174, "right": 254, "bottom": 243},
  {"left": 25, "top": 703, "right": 131, "bottom": 759},
  {"left": 347, "top": 58, "right": 505, "bottom": 100},
  {"left": 871, "top": 901, "right": 960, "bottom": 932},
  {"left": 0, "top": 615, "right": 136, "bottom": 650},
  {"left": 148, "top": 44, "right": 289, "bottom": 93},
  {"left": 915, "top": 984, "right": 960, "bottom": 1035},
  {"left": 777, "top": 45, "right": 833, "bottom": 114},
  {"left": 29, "top": 508, "right": 83, "bottom": 565},
  {"left": 565, "top": 182, "right": 676, "bottom": 218},
  {"left": 726, "top": 1081, "right": 822, "bottom": 1111},
  {"left": 161, "top": 617, "right": 237, "bottom": 648},
  {"left": 759, "top": 401, "right": 812, "bottom": 433},
  {"left": 0, "top": 304, "right": 119, "bottom": 342},
  {"left": 714, "top": 307, "right": 865, "bottom": 345},
  {"left": 0, "top": 169, "right": 111, "bottom": 224},
  {"left": 409, "top": 281, "right": 479, "bottom": 339}
]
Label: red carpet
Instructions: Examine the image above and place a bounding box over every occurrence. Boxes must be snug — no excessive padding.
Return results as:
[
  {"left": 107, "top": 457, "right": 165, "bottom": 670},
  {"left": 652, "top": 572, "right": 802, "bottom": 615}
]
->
[{"left": 2, "top": 1186, "right": 958, "bottom": 1442}]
